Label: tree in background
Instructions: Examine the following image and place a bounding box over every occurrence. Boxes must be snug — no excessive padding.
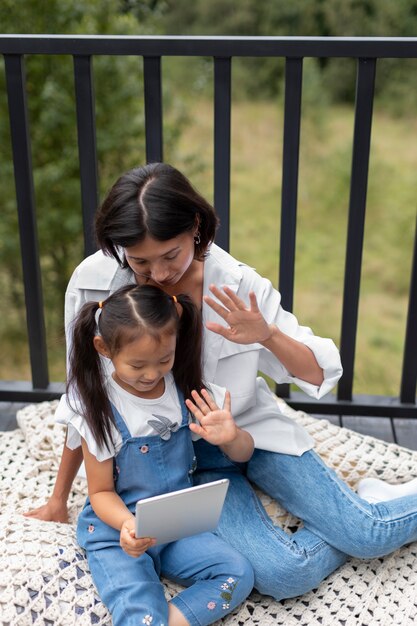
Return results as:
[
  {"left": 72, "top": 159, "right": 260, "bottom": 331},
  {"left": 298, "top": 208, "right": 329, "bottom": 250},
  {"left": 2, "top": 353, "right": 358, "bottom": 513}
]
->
[
  {"left": 0, "top": 0, "right": 183, "bottom": 377},
  {"left": 158, "top": 0, "right": 417, "bottom": 107}
]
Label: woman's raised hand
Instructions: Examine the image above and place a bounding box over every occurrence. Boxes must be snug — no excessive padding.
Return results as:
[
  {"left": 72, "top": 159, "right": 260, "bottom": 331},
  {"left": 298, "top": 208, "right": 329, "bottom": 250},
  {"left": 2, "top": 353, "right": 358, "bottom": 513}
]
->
[
  {"left": 186, "top": 389, "right": 238, "bottom": 446},
  {"left": 204, "top": 284, "right": 272, "bottom": 345}
]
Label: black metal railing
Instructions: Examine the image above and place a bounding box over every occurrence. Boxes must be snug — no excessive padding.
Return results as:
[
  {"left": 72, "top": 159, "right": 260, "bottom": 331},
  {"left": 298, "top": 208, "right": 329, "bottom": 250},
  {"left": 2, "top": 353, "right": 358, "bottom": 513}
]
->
[{"left": 0, "top": 35, "right": 416, "bottom": 418}]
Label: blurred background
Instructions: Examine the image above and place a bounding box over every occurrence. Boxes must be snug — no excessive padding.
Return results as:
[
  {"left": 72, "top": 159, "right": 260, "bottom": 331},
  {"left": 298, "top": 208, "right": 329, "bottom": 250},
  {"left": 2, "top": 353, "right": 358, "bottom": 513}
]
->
[{"left": 1, "top": 0, "right": 416, "bottom": 398}]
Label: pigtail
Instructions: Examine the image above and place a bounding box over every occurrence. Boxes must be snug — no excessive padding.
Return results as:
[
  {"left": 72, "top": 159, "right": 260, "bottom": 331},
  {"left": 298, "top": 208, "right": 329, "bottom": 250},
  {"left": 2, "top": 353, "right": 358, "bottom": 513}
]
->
[
  {"left": 173, "top": 294, "right": 205, "bottom": 399},
  {"left": 67, "top": 301, "right": 115, "bottom": 452}
]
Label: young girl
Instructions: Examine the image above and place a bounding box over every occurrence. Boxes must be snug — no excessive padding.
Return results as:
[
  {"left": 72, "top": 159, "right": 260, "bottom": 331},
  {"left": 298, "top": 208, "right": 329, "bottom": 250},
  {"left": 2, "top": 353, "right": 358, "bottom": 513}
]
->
[{"left": 64, "top": 283, "right": 254, "bottom": 626}]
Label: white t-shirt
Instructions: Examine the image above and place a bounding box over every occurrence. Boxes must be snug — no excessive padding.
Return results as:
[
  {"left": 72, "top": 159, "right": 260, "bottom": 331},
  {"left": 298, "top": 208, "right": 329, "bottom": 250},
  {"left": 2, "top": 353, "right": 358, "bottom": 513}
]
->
[{"left": 56, "top": 372, "right": 226, "bottom": 462}]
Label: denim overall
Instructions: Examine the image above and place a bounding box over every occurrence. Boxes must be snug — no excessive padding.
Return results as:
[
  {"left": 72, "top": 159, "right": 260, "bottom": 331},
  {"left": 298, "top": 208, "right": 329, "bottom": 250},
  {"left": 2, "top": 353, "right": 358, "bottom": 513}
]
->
[{"left": 77, "top": 391, "right": 253, "bottom": 626}]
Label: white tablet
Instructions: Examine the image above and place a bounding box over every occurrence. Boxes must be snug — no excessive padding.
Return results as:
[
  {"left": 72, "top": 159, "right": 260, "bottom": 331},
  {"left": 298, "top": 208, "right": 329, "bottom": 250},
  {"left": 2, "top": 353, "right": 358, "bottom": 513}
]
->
[{"left": 135, "top": 479, "right": 229, "bottom": 546}]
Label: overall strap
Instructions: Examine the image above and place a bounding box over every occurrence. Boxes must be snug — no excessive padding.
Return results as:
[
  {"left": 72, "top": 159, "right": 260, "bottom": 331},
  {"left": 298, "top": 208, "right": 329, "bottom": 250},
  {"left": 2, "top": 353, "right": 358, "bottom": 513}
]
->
[
  {"left": 175, "top": 385, "right": 189, "bottom": 426},
  {"left": 111, "top": 403, "right": 132, "bottom": 442}
]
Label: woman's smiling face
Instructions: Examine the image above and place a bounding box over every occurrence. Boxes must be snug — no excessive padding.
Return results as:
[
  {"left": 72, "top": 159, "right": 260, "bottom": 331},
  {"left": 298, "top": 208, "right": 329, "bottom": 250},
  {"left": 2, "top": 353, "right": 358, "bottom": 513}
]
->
[{"left": 124, "top": 232, "right": 196, "bottom": 288}]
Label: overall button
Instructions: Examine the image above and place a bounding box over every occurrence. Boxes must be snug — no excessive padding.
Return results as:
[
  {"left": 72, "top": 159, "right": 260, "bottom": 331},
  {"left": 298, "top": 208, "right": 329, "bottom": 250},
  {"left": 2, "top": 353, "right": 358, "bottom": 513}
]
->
[
  {"left": 188, "top": 455, "right": 197, "bottom": 475},
  {"left": 140, "top": 444, "right": 149, "bottom": 454}
]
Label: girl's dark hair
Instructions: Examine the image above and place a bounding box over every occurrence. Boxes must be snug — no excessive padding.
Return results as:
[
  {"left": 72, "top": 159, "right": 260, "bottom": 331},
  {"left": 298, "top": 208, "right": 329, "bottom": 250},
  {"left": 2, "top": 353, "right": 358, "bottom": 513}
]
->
[
  {"left": 95, "top": 162, "right": 219, "bottom": 266},
  {"left": 67, "top": 284, "right": 204, "bottom": 452}
]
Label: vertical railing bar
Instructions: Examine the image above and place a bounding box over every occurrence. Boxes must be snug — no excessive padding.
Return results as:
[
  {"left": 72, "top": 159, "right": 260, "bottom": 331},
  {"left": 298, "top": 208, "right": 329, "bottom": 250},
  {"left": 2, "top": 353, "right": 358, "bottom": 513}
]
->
[
  {"left": 73, "top": 55, "right": 99, "bottom": 257},
  {"left": 390, "top": 417, "right": 398, "bottom": 444},
  {"left": 400, "top": 213, "right": 417, "bottom": 403},
  {"left": 213, "top": 57, "right": 231, "bottom": 252},
  {"left": 338, "top": 57, "right": 376, "bottom": 402},
  {"left": 143, "top": 56, "right": 163, "bottom": 163},
  {"left": 4, "top": 53, "right": 49, "bottom": 389},
  {"left": 276, "top": 56, "right": 303, "bottom": 399}
]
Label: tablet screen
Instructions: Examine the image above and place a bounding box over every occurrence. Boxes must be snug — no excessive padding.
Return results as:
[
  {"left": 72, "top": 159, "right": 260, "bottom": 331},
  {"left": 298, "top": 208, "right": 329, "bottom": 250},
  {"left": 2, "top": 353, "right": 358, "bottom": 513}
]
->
[{"left": 135, "top": 479, "right": 229, "bottom": 546}]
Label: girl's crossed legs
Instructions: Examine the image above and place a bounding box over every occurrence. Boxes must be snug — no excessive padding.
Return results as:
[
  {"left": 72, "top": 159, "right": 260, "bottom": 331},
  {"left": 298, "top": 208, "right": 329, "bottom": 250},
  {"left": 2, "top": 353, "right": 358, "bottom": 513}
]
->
[{"left": 86, "top": 532, "right": 253, "bottom": 626}]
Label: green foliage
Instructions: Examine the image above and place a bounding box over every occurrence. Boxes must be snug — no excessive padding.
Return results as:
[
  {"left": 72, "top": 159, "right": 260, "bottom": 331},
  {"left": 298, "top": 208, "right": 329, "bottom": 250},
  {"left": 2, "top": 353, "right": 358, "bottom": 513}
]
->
[
  {"left": 171, "top": 97, "right": 416, "bottom": 398},
  {"left": 0, "top": 0, "right": 183, "bottom": 378},
  {"left": 158, "top": 0, "right": 417, "bottom": 107}
]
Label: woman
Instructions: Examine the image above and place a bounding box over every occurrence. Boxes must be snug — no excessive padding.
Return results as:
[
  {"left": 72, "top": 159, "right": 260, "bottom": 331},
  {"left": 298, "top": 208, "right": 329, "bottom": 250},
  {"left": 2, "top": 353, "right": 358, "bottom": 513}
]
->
[{"left": 26, "top": 163, "right": 417, "bottom": 600}]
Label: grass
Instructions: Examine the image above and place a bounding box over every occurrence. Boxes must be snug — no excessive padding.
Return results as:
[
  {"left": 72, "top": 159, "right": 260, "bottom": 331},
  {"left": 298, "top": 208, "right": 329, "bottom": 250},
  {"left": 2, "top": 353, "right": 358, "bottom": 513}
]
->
[
  {"left": 168, "top": 98, "right": 416, "bottom": 397},
  {"left": 2, "top": 97, "right": 416, "bottom": 398}
]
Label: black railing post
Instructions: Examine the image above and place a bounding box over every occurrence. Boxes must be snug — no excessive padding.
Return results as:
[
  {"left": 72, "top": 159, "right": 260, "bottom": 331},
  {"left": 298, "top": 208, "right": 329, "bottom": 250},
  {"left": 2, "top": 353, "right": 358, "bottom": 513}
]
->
[
  {"left": 4, "top": 54, "right": 49, "bottom": 389},
  {"left": 214, "top": 57, "right": 232, "bottom": 252},
  {"left": 143, "top": 56, "right": 163, "bottom": 163},
  {"left": 73, "top": 55, "right": 99, "bottom": 256},
  {"left": 400, "top": 213, "right": 417, "bottom": 403},
  {"left": 338, "top": 57, "right": 376, "bottom": 402},
  {"left": 276, "top": 57, "right": 303, "bottom": 399}
]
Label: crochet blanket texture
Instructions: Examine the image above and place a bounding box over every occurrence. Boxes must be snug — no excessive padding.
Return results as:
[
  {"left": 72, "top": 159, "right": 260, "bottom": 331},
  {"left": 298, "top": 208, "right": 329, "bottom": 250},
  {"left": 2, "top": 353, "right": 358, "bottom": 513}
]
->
[{"left": 0, "top": 399, "right": 416, "bottom": 626}]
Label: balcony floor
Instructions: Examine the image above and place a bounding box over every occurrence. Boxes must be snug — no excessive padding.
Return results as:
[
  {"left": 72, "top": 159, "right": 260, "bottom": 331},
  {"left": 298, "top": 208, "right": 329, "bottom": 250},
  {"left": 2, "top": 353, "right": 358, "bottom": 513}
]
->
[{"left": 1, "top": 401, "right": 417, "bottom": 450}]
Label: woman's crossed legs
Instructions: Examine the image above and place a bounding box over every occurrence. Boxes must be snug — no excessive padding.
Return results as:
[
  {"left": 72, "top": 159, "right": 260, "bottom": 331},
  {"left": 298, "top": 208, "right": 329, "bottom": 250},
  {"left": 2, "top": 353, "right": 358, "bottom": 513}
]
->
[{"left": 194, "top": 440, "right": 417, "bottom": 600}]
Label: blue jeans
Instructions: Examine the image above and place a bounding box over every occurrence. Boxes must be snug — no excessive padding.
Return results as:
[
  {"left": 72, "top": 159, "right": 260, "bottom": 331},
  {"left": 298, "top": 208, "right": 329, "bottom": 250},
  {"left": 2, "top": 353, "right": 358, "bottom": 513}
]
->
[
  {"left": 86, "top": 531, "right": 254, "bottom": 626},
  {"left": 194, "top": 441, "right": 417, "bottom": 600}
]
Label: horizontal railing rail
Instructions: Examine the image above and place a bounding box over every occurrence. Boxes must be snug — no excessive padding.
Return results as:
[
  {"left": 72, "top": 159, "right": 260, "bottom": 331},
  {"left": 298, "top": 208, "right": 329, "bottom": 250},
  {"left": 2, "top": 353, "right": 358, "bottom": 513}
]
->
[
  {"left": 0, "top": 35, "right": 416, "bottom": 419},
  {"left": 2, "top": 35, "right": 417, "bottom": 57}
]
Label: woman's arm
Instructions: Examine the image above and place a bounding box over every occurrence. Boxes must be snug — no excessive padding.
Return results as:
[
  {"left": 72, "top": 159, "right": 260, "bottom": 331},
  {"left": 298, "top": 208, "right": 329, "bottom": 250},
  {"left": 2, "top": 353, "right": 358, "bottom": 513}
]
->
[
  {"left": 260, "top": 324, "right": 324, "bottom": 386},
  {"left": 24, "top": 276, "right": 88, "bottom": 522},
  {"left": 24, "top": 262, "right": 116, "bottom": 523},
  {"left": 186, "top": 389, "right": 254, "bottom": 462},
  {"left": 204, "top": 285, "right": 323, "bottom": 386},
  {"left": 23, "top": 431, "right": 83, "bottom": 522},
  {"left": 81, "top": 439, "right": 155, "bottom": 556}
]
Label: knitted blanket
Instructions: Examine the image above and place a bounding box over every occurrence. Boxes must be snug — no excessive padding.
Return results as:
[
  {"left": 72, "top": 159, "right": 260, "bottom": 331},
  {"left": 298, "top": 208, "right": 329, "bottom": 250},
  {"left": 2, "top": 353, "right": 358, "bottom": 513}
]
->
[{"left": 1, "top": 399, "right": 417, "bottom": 626}]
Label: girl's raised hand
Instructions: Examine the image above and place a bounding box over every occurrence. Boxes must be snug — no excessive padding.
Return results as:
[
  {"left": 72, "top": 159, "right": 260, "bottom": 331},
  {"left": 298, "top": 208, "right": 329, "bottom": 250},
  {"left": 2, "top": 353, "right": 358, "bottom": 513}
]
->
[
  {"left": 186, "top": 389, "right": 238, "bottom": 446},
  {"left": 204, "top": 284, "right": 272, "bottom": 345},
  {"left": 120, "top": 517, "right": 156, "bottom": 558}
]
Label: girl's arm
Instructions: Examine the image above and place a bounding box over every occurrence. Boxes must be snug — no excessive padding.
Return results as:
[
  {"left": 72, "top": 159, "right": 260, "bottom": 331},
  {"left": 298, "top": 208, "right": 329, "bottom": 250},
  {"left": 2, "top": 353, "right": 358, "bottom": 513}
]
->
[
  {"left": 81, "top": 439, "right": 156, "bottom": 557},
  {"left": 186, "top": 389, "right": 254, "bottom": 463},
  {"left": 24, "top": 431, "right": 83, "bottom": 522},
  {"left": 204, "top": 285, "right": 324, "bottom": 387}
]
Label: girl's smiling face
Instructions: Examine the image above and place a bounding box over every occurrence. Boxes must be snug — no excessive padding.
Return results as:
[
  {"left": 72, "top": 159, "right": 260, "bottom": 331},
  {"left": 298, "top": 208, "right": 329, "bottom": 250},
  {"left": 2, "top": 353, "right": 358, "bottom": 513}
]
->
[{"left": 109, "top": 330, "right": 177, "bottom": 399}]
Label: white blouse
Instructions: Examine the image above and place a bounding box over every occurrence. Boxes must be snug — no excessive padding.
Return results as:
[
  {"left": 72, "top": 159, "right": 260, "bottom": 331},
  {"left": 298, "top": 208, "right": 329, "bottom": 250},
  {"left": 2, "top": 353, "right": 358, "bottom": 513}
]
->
[{"left": 61, "top": 243, "right": 343, "bottom": 456}]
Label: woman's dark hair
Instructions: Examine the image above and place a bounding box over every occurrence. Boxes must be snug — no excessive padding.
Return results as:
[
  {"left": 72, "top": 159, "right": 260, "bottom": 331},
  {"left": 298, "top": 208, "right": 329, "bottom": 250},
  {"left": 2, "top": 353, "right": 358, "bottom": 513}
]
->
[
  {"left": 95, "top": 162, "right": 219, "bottom": 267},
  {"left": 67, "top": 284, "right": 204, "bottom": 452}
]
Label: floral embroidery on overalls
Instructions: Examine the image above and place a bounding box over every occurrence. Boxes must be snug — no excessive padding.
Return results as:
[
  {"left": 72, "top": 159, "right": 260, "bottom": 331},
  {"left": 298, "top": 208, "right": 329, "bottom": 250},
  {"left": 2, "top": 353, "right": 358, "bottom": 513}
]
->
[
  {"left": 220, "top": 577, "right": 237, "bottom": 610},
  {"left": 142, "top": 615, "right": 153, "bottom": 625},
  {"left": 147, "top": 414, "right": 179, "bottom": 440},
  {"left": 207, "top": 577, "right": 238, "bottom": 612},
  {"left": 87, "top": 525, "right": 95, "bottom": 533}
]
